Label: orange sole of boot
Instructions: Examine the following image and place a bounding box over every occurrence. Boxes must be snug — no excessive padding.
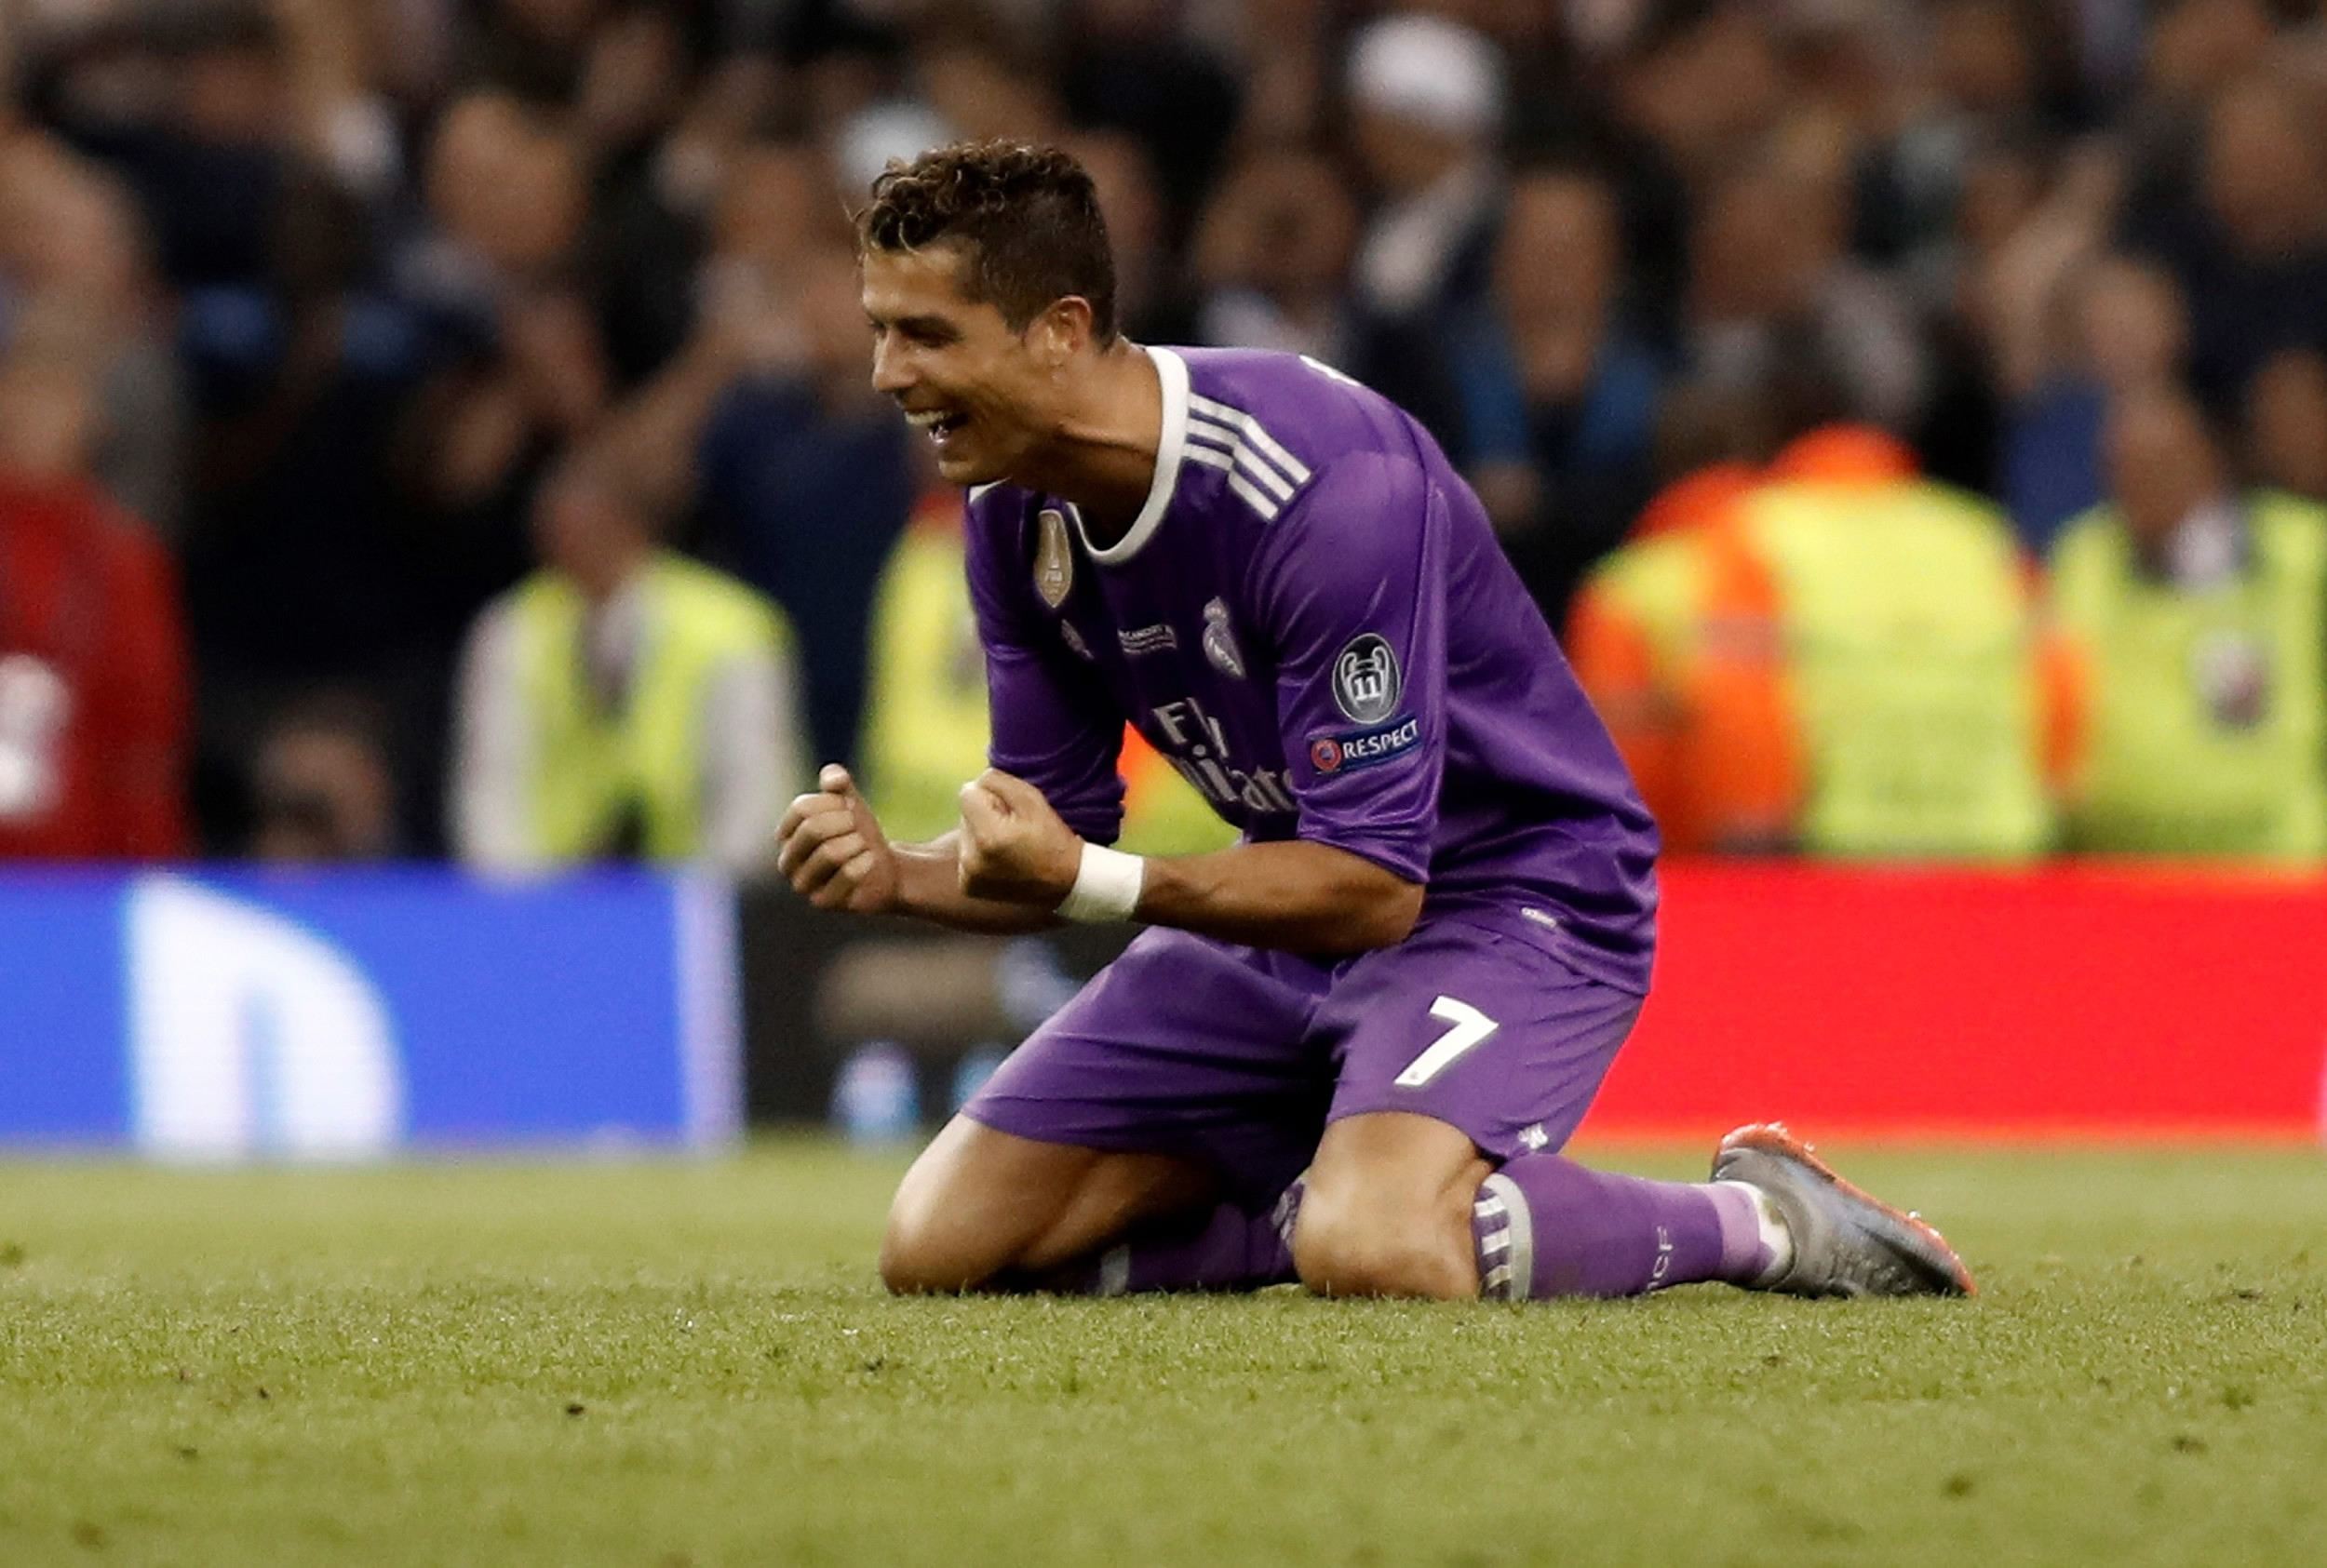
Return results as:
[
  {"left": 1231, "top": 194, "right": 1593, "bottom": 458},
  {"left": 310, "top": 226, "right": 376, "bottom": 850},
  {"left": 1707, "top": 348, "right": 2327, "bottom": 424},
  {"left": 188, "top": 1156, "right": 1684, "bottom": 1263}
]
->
[{"left": 1718, "top": 1121, "right": 1980, "bottom": 1297}]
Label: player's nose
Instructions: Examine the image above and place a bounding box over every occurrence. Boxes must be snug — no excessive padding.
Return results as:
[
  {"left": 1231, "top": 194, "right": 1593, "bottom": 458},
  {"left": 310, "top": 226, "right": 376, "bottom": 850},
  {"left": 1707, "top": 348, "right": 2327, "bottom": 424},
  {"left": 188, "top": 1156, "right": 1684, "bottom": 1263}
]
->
[{"left": 870, "top": 335, "right": 913, "bottom": 395}]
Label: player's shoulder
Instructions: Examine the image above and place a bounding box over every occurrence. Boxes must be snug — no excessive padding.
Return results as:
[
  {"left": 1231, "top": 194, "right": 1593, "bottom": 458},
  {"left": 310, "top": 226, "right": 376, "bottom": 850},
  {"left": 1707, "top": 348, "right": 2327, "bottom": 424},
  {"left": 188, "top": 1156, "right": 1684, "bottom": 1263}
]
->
[
  {"left": 1169, "top": 346, "right": 1409, "bottom": 467},
  {"left": 960, "top": 480, "right": 1049, "bottom": 572},
  {"left": 962, "top": 479, "right": 1031, "bottom": 530},
  {"left": 1164, "top": 345, "right": 1432, "bottom": 517}
]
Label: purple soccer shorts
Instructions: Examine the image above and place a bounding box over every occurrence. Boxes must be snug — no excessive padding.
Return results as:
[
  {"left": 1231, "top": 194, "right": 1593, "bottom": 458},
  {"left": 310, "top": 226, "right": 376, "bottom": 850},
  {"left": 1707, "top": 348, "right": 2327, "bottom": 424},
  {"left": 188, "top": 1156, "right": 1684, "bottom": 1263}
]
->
[{"left": 963, "top": 906, "right": 1646, "bottom": 1205}]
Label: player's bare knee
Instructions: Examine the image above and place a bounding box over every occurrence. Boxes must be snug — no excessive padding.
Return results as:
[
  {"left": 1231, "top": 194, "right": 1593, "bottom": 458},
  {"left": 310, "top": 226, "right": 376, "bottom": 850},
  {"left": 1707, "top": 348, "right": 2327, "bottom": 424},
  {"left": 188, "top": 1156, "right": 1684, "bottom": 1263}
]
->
[
  {"left": 881, "top": 1119, "right": 1177, "bottom": 1293},
  {"left": 1296, "top": 1114, "right": 1488, "bottom": 1298},
  {"left": 877, "top": 1132, "right": 1021, "bottom": 1293},
  {"left": 1292, "top": 1182, "right": 1474, "bottom": 1300},
  {"left": 878, "top": 1199, "right": 977, "bottom": 1293}
]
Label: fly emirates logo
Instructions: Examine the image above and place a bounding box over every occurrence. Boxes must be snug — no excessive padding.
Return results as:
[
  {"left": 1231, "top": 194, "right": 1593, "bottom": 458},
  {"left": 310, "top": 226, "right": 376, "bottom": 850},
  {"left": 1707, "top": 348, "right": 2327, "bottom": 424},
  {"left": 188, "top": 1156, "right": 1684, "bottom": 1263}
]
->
[{"left": 1149, "top": 697, "right": 1298, "bottom": 817}]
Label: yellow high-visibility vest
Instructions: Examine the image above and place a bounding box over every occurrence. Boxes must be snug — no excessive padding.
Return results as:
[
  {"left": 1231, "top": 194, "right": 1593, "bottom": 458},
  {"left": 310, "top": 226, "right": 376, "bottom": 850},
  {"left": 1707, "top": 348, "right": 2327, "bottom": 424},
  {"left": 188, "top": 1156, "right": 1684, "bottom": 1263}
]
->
[
  {"left": 1742, "top": 480, "right": 2051, "bottom": 860},
  {"left": 511, "top": 554, "right": 785, "bottom": 862},
  {"left": 2051, "top": 492, "right": 2327, "bottom": 861}
]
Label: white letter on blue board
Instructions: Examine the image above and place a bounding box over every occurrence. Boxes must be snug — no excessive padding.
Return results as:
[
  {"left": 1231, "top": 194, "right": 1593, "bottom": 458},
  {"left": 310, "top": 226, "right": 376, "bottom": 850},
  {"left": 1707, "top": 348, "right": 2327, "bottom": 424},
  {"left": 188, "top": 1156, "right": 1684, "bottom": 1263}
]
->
[{"left": 126, "top": 877, "right": 404, "bottom": 1160}]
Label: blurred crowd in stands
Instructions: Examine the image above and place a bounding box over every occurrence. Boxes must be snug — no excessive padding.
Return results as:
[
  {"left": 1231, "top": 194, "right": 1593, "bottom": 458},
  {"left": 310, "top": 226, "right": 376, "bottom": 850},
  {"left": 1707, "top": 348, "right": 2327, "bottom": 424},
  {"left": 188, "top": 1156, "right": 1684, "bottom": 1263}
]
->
[{"left": 2, "top": 0, "right": 2324, "bottom": 870}]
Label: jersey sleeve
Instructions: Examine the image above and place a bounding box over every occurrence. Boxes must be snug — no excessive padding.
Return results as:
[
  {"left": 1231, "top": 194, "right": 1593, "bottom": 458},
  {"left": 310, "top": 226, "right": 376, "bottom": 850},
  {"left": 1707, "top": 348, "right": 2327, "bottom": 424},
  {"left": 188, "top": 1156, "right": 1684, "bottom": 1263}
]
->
[
  {"left": 962, "top": 497, "right": 1126, "bottom": 844},
  {"left": 1252, "top": 451, "right": 1446, "bottom": 883}
]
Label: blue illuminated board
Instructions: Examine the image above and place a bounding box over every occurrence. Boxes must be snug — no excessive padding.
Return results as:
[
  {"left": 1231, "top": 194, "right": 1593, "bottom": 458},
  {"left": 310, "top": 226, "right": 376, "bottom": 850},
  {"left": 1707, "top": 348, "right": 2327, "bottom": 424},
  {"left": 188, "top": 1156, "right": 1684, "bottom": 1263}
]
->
[{"left": 0, "top": 869, "right": 739, "bottom": 1158}]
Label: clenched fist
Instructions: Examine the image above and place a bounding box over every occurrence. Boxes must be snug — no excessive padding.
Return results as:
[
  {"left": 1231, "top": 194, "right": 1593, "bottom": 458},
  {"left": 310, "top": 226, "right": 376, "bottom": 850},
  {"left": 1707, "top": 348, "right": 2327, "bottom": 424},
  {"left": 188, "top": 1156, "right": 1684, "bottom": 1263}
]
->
[
  {"left": 957, "top": 769, "right": 1082, "bottom": 905},
  {"left": 777, "top": 764, "right": 900, "bottom": 913}
]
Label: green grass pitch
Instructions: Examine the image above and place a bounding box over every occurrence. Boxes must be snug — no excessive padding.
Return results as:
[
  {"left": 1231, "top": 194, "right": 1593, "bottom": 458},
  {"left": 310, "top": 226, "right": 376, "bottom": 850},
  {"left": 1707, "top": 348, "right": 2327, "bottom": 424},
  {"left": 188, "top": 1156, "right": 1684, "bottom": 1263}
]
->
[{"left": 4, "top": 1140, "right": 2325, "bottom": 1567}]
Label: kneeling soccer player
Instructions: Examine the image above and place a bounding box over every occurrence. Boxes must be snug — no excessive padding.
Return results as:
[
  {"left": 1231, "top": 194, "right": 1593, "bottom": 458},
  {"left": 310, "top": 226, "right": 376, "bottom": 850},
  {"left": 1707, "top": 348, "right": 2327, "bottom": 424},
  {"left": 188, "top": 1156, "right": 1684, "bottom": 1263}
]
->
[{"left": 777, "top": 140, "right": 1973, "bottom": 1304}]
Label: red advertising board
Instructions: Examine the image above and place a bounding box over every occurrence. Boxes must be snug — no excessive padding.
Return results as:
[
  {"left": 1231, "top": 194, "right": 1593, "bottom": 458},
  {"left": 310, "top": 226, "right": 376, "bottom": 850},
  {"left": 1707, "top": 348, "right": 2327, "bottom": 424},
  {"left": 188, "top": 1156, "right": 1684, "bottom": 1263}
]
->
[{"left": 1583, "top": 864, "right": 2327, "bottom": 1140}]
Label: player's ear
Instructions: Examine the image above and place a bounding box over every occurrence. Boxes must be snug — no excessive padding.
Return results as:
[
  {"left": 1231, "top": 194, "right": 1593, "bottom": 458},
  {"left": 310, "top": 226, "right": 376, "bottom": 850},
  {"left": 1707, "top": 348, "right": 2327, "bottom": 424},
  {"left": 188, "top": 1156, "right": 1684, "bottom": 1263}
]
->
[{"left": 1038, "top": 297, "right": 1095, "bottom": 366}]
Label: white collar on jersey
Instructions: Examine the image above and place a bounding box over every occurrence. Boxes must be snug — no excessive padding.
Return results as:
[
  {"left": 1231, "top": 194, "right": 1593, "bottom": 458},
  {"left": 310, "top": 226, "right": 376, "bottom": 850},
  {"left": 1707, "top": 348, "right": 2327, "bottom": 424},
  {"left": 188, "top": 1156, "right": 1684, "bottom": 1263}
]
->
[{"left": 1070, "top": 344, "right": 1189, "bottom": 567}]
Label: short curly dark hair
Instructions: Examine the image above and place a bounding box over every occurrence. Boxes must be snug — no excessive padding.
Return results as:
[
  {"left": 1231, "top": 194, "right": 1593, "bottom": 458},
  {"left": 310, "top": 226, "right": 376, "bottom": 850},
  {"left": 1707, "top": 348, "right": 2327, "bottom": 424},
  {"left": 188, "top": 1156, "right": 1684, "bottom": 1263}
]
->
[{"left": 856, "top": 140, "right": 1119, "bottom": 343}]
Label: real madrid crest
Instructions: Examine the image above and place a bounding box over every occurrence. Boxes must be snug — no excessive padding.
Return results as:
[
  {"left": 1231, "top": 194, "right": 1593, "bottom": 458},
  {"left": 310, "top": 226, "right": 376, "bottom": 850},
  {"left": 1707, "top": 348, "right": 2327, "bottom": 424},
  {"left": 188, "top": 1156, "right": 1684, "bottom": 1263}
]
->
[
  {"left": 1202, "top": 597, "right": 1246, "bottom": 678},
  {"left": 1033, "top": 507, "right": 1074, "bottom": 610}
]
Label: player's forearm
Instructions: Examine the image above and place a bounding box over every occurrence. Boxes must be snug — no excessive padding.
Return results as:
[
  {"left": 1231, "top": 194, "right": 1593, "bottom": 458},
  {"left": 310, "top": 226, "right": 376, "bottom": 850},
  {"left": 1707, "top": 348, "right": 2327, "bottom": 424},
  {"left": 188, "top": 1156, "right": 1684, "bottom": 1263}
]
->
[
  {"left": 894, "top": 833, "right": 1064, "bottom": 934},
  {"left": 1134, "top": 840, "right": 1422, "bottom": 955}
]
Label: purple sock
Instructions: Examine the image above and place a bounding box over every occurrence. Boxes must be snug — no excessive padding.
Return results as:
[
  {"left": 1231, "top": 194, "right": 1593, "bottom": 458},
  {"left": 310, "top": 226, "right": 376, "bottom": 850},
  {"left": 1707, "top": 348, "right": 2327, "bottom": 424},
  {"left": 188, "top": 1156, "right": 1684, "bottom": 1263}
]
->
[
  {"left": 1045, "top": 1184, "right": 1302, "bottom": 1295},
  {"left": 1471, "top": 1155, "right": 1769, "bottom": 1299}
]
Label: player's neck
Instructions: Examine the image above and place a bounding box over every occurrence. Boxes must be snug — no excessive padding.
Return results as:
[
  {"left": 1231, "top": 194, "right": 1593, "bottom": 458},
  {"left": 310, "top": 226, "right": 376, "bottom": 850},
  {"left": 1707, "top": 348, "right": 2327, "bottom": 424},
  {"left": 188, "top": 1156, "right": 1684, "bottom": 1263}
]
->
[{"left": 1012, "top": 341, "right": 1161, "bottom": 549}]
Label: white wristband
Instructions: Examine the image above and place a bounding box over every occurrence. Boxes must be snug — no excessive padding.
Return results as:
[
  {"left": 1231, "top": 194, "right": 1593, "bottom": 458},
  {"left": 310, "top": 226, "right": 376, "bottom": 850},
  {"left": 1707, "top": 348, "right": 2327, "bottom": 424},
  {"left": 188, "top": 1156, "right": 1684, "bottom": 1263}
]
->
[{"left": 1055, "top": 843, "right": 1146, "bottom": 924}]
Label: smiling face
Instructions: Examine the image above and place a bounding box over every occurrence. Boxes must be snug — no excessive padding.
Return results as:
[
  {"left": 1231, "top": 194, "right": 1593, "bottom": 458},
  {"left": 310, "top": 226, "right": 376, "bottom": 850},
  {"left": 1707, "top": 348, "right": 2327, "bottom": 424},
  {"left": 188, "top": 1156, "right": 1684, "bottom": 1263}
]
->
[
  {"left": 861, "top": 238, "right": 1079, "bottom": 486},
  {"left": 852, "top": 142, "right": 1120, "bottom": 486}
]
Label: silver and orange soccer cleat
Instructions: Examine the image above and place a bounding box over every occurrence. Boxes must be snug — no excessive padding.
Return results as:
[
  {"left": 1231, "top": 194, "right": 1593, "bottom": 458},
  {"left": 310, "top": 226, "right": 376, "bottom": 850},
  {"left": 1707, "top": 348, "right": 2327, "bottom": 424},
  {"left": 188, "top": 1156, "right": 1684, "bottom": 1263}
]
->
[{"left": 1712, "top": 1122, "right": 1977, "bottom": 1299}]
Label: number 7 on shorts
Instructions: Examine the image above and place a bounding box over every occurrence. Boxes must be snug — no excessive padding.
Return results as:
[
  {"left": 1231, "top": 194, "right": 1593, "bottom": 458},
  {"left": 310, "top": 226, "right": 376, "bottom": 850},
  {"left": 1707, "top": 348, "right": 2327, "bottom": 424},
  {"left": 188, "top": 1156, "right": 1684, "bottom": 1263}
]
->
[{"left": 1394, "top": 996, "right": 1500, "bottom": 1089}]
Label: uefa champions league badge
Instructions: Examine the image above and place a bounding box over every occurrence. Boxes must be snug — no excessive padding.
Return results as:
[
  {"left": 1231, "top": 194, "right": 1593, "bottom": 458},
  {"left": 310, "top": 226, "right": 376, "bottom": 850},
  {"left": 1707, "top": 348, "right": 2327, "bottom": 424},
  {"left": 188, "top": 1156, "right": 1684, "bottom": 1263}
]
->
[
  {"left": 1202, "top": 597, "right": 1246, "bottom": 678},
  {"left": 1034, "top": 507, "right": 1074, "bottom": 610},
  {"left": 1331, "top": 634, "right": 1402, "bottom": 723}
]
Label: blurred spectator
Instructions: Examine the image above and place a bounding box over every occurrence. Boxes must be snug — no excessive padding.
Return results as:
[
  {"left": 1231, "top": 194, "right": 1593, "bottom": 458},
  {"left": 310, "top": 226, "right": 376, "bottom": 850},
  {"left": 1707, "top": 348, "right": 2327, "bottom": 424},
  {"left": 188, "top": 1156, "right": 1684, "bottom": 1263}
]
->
[
  {"left": 1066, "top": 127, "right": 1194, "bottom": 344},
  {"left": 0, "top": 323, "right": 189, "bottom": 860},
  {"left": 463, "top": 0, "right": 618, "bottom": 104},
  {"left": 2145, "top": 0, "right": 2277, "bottom": 104},
  {"left": 172, "top": 157, "right": 444, "bottom": 851},
  {"left": 689, "top": 202, "right": 912, "bottom": 772},
  {"left": 1595, "top": 0, "right": 1789, "bottom": 343},
  {"left": 247, "top": 689, "right": 400, "bottom": 862},
  {"left": 1678, "top": 426, "right": 2061, "bottom": 861},
  {"left": 397, "top": 92, "right": 605, "bottom": 568},
  {"left": 919, "top": 13, "right": 1059, "bottom": 146},
  {"left": 829, "top": 95, "right": 953, "bottom": 197},
  {"left": 1685, "top": 132, "right": 1930, "bottom": 436},
  {"left": 273, "top": 0, "right": 410, "bottom": 198},
  {"left": 2244, "top": 348, "right": 2327, "bottom": 502},
  {"left": 1058, "top": 0, "right": 1240, "bottom": 245},
  {"left": 2048, "top": 382, "right": 2327, "bottom": 860},
  {"left": 0, "top": 137, "right": 186, "bottom": 540},
  {"left": 1998, "top": 253, "right": 2189, "bottom": 554},
  {"left": 3, "top": 0, "right": 2327, "bottom": 869},
  {"left": 1231, "top": 0, "right": 1328, "bottom": 148},
  {"left": 1609, "top": 1, "right": 1786, "bottom": 194},
  {"left": 1454, "top": 163, "right": 1663, "bottom": 617},
  {"left": 451, "top": 447, "right": 803, "bottom": 872},
  {"left": 1565, "top": 382, "right": 1776, "bottom": 855},
  {"left": 573, "top": 1, "right": 719, "bottom": 387},
  {"left": 1341, "top": 10, "right": 1504, "bottom": 445},
  {"left": 1856, "top": 0, "right": 2065, "bottom": 269},
  {"left": 2125, "top": 66, "right": 2327, "bottom": 405},
  {"left": 1192, "top": 143, "right": 1360, "bottom": 366},
  {"left": 1908, "top": 125, "right": 2061, "bottom": 493},
  {"left": 31, "top": 4, "right": 311, "bottom": 294}
]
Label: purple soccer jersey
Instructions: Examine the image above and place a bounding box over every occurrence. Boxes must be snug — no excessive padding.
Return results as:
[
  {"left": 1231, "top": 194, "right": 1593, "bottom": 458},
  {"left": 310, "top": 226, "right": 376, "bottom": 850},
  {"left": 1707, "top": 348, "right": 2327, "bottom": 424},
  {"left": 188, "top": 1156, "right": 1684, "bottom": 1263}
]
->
[{"left": 964, "top": 345, "right": 1659, "bottom": 992}]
